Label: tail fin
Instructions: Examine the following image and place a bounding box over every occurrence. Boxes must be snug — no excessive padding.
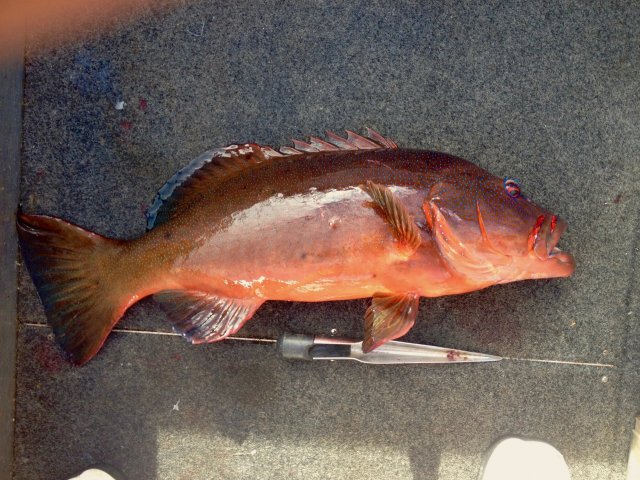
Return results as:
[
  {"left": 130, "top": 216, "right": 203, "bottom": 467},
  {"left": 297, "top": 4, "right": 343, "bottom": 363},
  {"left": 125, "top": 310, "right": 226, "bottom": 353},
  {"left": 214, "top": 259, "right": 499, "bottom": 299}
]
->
[{"left": 17, "top": 212, "right": 134, "bottom": 365}]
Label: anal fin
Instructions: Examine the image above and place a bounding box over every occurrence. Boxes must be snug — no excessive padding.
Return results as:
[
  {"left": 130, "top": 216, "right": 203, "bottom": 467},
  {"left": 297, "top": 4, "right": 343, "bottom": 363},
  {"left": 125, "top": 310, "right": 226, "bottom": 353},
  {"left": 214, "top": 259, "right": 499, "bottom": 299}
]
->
[
  {"left": 363, "top": 292, "right": 420, "bottom": 353},
  {"left": 154, "top": 290, "right": 263, "bottom": 343}
]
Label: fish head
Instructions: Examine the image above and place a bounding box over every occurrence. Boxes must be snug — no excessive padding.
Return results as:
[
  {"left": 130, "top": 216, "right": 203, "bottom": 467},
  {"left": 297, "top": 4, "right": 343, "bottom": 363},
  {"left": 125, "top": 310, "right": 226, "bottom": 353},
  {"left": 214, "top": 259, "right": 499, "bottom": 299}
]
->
[{"left": 424, "top": 165, "right": 575, "bottom": 285}]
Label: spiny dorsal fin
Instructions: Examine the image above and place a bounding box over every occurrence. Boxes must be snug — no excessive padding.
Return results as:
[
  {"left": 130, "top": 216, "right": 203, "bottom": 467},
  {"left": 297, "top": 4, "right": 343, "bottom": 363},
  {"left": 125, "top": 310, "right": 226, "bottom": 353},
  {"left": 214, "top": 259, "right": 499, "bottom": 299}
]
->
[
  {"left": 363, "top": 127, "right": 398, "bottom": 148},
  {"left": 282, "top": 128, "right": 397, "bottom": 155},
  {"left": 154, "top": 290, "right": 263, "bottom": 344},
  {"left": 363, "top": 292, "right": 420, "bottom": 352},
  {"left": 146, "top": 128, "right": 398, "bottom": 229}
]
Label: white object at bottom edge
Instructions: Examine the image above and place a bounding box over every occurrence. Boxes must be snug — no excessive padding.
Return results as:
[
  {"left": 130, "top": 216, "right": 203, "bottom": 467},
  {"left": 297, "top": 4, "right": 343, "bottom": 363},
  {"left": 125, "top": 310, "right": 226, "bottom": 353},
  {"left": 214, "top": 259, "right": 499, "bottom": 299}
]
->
[
  {"left": 68, "top": 469, "right": 117, "bottom": 480},
  {"left": 481, "top": 437, "right": 571, "bottom": 480}
]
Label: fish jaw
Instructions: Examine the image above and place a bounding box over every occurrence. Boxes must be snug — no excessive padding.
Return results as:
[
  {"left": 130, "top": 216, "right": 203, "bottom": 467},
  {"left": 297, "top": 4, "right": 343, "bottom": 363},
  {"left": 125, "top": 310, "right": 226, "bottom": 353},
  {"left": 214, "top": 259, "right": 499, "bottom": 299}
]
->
[
  {"left": 496, "top": 214, "right": 575, "bottom": 283},
  {"left": 525, "top": 215, "right": 576, "bottom": 279}
]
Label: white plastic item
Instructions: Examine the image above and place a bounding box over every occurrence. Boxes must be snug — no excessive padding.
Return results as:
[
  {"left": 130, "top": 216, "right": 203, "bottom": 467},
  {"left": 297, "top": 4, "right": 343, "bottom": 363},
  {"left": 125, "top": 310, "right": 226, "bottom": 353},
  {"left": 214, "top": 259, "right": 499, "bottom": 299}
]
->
[
  {"left": 68, "top": 469, "right": 117, "bottom": 480},
  {"left": 480, "top": 437, "right": 571, "bottom": 480},
  {"left": 629, "top": 418, "right": 640, "bottom": 480}
]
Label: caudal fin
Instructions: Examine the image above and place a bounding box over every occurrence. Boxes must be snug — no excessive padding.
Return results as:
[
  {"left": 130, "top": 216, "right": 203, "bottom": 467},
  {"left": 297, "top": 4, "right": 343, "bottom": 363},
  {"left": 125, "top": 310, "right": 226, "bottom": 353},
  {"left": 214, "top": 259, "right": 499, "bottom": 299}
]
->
[{"left": 17, "top": 213, "right": 134, "bottom": 365}]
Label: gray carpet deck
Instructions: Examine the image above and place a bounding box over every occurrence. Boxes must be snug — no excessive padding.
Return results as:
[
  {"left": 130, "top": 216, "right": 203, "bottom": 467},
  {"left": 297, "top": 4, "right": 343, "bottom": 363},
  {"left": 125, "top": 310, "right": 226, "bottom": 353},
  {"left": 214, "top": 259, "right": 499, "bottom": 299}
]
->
[{"left": 12, "top": 1, "right": 640, "bottom": 479}]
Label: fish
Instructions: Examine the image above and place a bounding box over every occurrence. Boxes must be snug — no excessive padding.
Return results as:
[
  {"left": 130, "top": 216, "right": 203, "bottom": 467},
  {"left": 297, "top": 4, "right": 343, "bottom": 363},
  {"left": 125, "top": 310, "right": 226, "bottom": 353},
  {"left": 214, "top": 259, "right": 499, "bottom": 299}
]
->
[{"left": 17, "top": 128, "right": 576, "bottom": 365}]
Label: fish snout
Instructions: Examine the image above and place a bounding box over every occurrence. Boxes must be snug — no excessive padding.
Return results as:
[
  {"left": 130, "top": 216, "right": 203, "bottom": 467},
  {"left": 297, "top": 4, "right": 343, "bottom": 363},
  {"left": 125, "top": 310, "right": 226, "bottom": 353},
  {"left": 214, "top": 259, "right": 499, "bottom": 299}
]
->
[{"left": 530, "top": 214, "right": 575, "bottom": 275}]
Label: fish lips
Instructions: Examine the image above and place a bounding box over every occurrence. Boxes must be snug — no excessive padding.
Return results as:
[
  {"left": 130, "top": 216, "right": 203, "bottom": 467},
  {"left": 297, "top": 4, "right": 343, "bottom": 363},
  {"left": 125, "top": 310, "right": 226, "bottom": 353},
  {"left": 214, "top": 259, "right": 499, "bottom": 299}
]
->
[{"left": 533, "top": 215, "right": 575, "bottom": 275}]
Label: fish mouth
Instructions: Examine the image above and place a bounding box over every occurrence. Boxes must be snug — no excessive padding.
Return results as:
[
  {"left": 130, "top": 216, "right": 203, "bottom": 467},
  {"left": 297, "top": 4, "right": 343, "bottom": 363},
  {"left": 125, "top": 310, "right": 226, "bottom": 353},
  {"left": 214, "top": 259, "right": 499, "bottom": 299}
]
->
[{"left": 530, "top": 215, "right": 575, "bottom": 271}]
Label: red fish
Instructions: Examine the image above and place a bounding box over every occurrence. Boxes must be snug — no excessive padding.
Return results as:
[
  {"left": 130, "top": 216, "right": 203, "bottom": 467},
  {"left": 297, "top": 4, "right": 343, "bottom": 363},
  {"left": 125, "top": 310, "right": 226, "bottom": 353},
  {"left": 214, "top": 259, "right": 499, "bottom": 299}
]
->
[{"left": 17, "top": 129, "right": 575, "bottom": 365}]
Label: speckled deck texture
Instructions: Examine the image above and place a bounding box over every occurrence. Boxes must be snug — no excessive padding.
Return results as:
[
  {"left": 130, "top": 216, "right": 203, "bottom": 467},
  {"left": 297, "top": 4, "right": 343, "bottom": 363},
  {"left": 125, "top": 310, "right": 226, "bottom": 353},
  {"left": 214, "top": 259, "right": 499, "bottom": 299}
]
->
[{"left": 14, "top": 1, "right": 640, "bottom": 479}]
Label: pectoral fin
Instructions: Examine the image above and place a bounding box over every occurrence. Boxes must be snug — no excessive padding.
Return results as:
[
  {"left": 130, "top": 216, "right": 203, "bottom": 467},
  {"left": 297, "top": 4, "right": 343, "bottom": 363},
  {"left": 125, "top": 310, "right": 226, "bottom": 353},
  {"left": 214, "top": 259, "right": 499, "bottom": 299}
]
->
[
  {"left": 363, "top": 292, "right": 420, "bottom": 352},
  {"left": 361, "top": 181, "right": 422, "bottom": 255},
  {"left": 154, "top": 290, "right": 263, "bottom": 344}
]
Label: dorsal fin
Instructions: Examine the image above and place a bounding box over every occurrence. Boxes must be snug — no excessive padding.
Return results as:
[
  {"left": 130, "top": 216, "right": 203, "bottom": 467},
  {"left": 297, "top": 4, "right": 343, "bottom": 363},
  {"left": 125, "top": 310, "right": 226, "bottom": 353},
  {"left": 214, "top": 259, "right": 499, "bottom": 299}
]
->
[
  {"left": 146, "top": 128, "right": 398, "bottom": 229},
  {"left": 282, "top": 128, "right": 396, "bottom": 155},
  {"left": 145, "top": 144, "right": 277, "bottom": 229}
]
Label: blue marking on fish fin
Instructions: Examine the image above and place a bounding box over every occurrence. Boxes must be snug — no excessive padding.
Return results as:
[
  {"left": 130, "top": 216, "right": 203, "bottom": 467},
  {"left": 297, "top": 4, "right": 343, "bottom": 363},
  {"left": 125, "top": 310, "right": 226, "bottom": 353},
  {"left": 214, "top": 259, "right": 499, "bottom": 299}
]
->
[
  {"left": 363, "top": 292, "right": 420, "bottom": 353},
  {"left": 146, "top": 149, "right": 219, "bottom": 229},
  {"left": 154, "top": 290, "right": 263, "bottom": 343},
  {"left": 145, "top": 144, "right": 282, "bottom": 229},
  {"left": 146, "top": 129, "right": 397, "bottom": 229}
]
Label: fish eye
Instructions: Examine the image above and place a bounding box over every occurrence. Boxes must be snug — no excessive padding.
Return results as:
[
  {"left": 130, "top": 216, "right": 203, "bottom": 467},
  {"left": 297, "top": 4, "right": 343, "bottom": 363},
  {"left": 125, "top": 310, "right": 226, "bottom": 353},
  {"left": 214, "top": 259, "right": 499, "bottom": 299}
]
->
[{"left": 504, "top": 177, "right": 522, "bottom": 199}]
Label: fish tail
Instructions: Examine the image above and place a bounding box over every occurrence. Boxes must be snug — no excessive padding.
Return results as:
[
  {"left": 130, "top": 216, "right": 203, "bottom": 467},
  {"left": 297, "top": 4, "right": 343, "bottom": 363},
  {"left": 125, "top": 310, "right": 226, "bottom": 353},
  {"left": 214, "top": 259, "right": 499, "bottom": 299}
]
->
[{"left": 17, "top": 212, "right": 137, "bottom": 365}]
